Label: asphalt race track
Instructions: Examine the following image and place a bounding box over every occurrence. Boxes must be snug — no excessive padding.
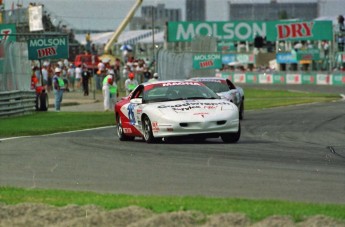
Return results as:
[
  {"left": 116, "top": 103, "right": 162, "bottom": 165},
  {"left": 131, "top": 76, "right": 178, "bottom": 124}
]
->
[{"left": 1, "top": 87, "right": 345, "bottom": 205}]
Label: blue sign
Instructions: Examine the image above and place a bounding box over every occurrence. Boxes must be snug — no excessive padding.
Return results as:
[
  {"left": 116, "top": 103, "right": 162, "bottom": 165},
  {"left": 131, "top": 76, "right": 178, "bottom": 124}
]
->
[
  {"left": 276, "top": 52, "right": 297, "bottom": 64},
  {"left": 222, "top": 54, "right": 236, "bottom": 64}
]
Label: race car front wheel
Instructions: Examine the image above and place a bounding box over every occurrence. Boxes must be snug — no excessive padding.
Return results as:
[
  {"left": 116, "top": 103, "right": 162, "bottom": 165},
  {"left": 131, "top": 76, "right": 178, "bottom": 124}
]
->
[
  {"left": 142, "top": 115, "right": 156, "bottom": 143},
  {"left": 117, "top": 116, "right": 134, "bottom": 141},
  {"left": 221, "top": 123, "right": 241, "bottom": 143}
]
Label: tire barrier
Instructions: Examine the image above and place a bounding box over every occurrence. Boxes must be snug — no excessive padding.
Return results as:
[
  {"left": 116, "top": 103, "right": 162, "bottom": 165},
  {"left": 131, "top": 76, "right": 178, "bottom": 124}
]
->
[{"left": 0, "top": 90, "right": 37, "bottom": 118}]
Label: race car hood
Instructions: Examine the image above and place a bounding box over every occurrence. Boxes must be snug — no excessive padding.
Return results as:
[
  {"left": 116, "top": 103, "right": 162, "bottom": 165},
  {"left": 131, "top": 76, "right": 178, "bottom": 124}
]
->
[{"left": 153, "top": 99, "right": 236, "bottom": 116}]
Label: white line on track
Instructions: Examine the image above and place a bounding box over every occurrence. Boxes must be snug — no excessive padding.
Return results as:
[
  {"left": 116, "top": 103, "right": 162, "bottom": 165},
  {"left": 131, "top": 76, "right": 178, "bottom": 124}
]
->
[{"left": 0, "top": 126, "right": 115, "bottom": 142}]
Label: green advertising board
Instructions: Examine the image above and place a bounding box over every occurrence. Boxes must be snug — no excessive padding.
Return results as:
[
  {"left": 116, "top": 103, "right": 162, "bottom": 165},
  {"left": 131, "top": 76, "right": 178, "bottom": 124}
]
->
[
  {"left": 296, "top": 49, "right": 320, "bottom": 61},
  {"left": 168, "top": 21, "right": 267, "bottom": 42},
  {"left": 193, "top": 53, "right": 222, "bottom": 70},
  {"left": 332, "top": 73, "right": 345, "bottom": 85},
  {"left": 0, "top": 24, "right": 16, "bottom": 42},
  {"left": 27, "top": 36, "right": 69, "bottom": 60},
  {"left": 266, "top": 20, "right": 333, "bottom": 42},
  {"left": 167, "top": 20, "right": 333, "bottom": 42}
]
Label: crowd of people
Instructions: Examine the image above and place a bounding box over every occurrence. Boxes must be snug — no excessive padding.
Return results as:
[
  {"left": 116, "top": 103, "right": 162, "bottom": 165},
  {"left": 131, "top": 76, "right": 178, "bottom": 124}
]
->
[{"left": 30, "top": 50, "right": 158, "bottom": 112}]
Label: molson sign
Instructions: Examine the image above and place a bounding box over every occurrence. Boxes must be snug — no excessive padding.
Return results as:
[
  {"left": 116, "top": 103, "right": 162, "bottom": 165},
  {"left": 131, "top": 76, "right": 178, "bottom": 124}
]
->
[
  {"left": 167, "top": 21, "right": 333, "bottom": 42},
  {"left": 168, "top": 21, "right": 266, "bottom": 42},
  {"left": 193, "top": 53, "right": 222, "bottom": 69},
  {"left": 27, "top": 37, "right": 69, "bottom": 60}
]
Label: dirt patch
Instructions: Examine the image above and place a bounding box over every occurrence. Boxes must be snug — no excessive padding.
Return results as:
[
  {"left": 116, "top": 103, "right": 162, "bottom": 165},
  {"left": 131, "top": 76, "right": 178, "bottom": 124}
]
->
[{"left": 1, "top": 203, "right": 344, "bottom": 227}]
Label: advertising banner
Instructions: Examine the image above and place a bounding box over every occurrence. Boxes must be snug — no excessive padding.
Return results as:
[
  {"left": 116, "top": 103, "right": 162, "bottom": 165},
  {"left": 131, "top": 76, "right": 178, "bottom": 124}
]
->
[
  {"left": 266, "top": 20, "right": 333, "bottom": 41},
  {"left": 233, "top": 73, "right": 246, "bottom": 83},
  {"left": 258, "top": 73, "right": 274, "bottom": 84},
  {"left": 192, "top": 53, "right": 222, "bottom": 70},
  {"left": 0, "top": 24, "right": 16, "bottom": 42},
  {"left": 286, "top": 73, "right": 302, "bottom": 84},
  {"left": 167, "top": 21, "right": 267, "bottom": 42},
  {"left": 27, "top": 37, "right": 69, "bottom": 60},
  {"left": 316, "top": 73, "right": 331, "bottom": 85},
  {"left": 216, "top": 71, "right": 345, "bottom": 86},
  {"left": 222, "top": 53, "right": 255, "bottom": 64},
  {"left": 332, "top": 73, "right": 345, "bottom": 85},
  {"left": 301, "top": 73, "right": 316, "bottom": 84},
  {"left": 276, "top": 52, "right": 297, "bottom": 64},
  {"left": 28, "top": 5, "right": 44, "bottom": 32},
  {"left": 167, "top": 20, "right": 333, "bottom": 42},
  {"left": 296, "top": 49, "right": 320, "bottom": 61},
  {"left": 245, "top": 72, "right": 259, "bottom": 84}
]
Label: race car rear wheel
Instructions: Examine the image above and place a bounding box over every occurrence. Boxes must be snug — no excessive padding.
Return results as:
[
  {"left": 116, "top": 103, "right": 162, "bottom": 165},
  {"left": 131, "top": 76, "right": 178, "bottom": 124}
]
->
[
  {"left": 117, "top": 116, "right": 134, "bottom": 141},
  {"left": 142, "top": 115, "right": 156, "bottom": 143},
  {"left": 221, "top": 123, "right": 241, "bottom": 143}
]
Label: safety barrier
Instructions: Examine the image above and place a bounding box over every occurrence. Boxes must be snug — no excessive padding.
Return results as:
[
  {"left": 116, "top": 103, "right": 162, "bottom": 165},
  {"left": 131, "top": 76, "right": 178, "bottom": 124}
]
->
[
  {"left": 0, "top": 90, "right": 36, "bottom": 118},
  {"left": 217, "top": 72, "right": 345, "bottom": 86}
]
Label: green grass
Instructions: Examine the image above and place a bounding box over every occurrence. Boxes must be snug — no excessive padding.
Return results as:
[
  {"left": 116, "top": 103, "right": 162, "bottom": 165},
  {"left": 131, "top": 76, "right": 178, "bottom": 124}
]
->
[
  {"left": 244, "top": 88, "right": 340, "bottom": 110},
  {"left": 0, "top": 112, "right": 115, "bottom": 137},
  {"left": 1, "top": 187, "right": 345, "bottom": 222}
]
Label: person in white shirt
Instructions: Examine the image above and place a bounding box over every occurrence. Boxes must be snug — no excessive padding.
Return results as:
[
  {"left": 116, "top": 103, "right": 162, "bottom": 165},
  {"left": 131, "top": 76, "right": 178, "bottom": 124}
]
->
[
  {"left": 102, "top": 76, "right": 118, "bottom": 111},
  {"left": 124, "top": 72, "right": 138, "bottom": 96},
  {"left": 67, "top": 64, "right": 75, "bottom": 91},
  {"left": 75, "top": 64, "right": 82, "bottom": 90}
]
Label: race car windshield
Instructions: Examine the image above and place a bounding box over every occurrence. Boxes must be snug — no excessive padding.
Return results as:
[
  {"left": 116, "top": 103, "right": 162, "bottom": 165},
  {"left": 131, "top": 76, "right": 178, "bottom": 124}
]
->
[
  {"left": 144, "top": 84, "right": 219, "bottom": 102},
  {"left": 200, "top": 81, "right": 229, "bottom": 93}
]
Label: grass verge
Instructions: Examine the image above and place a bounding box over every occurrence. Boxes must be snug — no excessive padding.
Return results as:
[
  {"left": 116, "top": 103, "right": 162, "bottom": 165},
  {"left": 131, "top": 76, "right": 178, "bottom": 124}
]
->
[{"left": 1, "top": 187, "right": 345, "bottom": 222}]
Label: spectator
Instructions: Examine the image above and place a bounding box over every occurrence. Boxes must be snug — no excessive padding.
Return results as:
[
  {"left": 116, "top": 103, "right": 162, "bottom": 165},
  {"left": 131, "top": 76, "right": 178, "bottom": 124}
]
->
[
  {"left": 31, "top": 69, "right": 39, "bottom": 90},
  {"left": 148, "top": 73, "right": 159, "bottom": 82},
  {"left": 75, "top": 64, "right": 82, "bottom": 90},
  {"left": 125, "top": 72, "right": 138, "bottom": 96},
  {"left": 52, "top": 67, "right": 65, "bottom": 112},
  {"left": 337, "top": 15, "right": 345, "bottom": 51},
  {"left": 67, "top": 63, "right": 75, "bottom": 91},
  {"left": 96, "top": 62, "right": 106, "bottom": 90},
  {"left": 81, "top": 65, "right": 91, "bottom": 96},
  {"left": 102, "top": 76, "right": 118, "bottom": 111},
  {"left": 142, "top": 67, "right": 152, "bottom": 82},
  {"left": 41, "top": 65, "right": 48, "bottom": 87}
]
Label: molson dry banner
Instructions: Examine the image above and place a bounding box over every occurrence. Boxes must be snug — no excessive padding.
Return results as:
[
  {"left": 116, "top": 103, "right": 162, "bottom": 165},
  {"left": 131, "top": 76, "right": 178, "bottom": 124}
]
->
[{"left": 167, "top": 20, "right": 333, "bottom": 42}]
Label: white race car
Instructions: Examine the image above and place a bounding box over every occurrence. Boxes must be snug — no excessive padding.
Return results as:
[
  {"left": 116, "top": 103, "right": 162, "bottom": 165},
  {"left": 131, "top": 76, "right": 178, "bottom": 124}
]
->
[
  {"left": 190, "top": 77, "right": 245, "bottom": 119},
  {"left": 115, "top": 80, "right": 240, "bottom": 143}
]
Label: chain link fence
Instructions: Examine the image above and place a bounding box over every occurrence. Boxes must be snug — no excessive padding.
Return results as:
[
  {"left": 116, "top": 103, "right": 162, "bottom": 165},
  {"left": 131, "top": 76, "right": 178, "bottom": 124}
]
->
[
  {"left": 0, "top": 41, "right": 31, "bottom": 92},
  {"left": 156, "top": 36, "right": 218, "bottom": 80}
]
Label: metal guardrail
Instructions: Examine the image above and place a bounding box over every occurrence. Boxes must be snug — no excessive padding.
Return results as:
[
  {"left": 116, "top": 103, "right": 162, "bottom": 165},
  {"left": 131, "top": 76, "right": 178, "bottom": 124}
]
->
[{"left": 0, "top": 90, "right": 36, "bottom": 118}]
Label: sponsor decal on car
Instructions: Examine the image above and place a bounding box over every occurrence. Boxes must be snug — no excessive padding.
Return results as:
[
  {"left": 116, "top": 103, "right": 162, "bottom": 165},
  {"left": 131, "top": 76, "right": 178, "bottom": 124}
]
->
[
  {"left": 193, "top": 112, "right": 209, "bottom": 117},
  {"left": 123, "top": 128, "right": 132, "bottom": 133},
  {"left": 127, "top": 103, "right": 136, "bottom": 125},
  {"left": 158, "top": 101, "right": 230, "bottom": 109},
  {"left": 152, "top": 121, "right": 160, "bottom": 132},
  {"left": 162, "top": 82, "right": 202, "bottom": 86},
  {"left": 203, "top": 105, "right": 217, "bottom": 110}
]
